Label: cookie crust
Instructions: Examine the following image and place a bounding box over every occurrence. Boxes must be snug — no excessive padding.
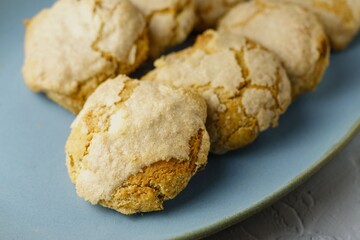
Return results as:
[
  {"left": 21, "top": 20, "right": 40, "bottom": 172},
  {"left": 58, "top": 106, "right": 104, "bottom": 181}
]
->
[
  {"left": 268, "top": 0, "right": 360, "bottom": 50},
  {"left": 66, "top": 75, "right": 209, "bottom": 214},
  {"left": 195, "top": 0, "right": 245, "bottom": 30},
  {"left": 129, "top": 0, "right": 196, "bottom": 57},
  {"left": 218, "top": 0, "right": 330, "bottom": 97},
  {"left": 143, "top": 30, "right": 291, "bottom": 154},
  {"left": 23, "top": 0, "right": 149, "bottom": 114}
]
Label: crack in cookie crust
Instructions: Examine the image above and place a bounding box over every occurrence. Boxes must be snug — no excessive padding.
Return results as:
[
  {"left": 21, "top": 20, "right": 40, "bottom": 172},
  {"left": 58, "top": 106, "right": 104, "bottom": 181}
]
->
[
  {"left": 218, "top": 0, "right": 330, "bottom": 97},
  {"left": 143, "top": 30, "right": 291, "bottom": 154},
  {"left": 66, "top": 78, "right": 139, "bottom": 183}
]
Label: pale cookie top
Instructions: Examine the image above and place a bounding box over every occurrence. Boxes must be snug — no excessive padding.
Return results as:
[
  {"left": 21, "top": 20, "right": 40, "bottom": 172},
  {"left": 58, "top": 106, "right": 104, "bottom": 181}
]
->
[
  {"left": 70, "top": 75, "right": 209, "bottom": 204},
  {"left": 218, "top": 0, "right": 330, "bottom": 97},
  {"left": 267, "top": 0, "right": 360, "bottom": 50},
  {"left": 129, "top": 0, "right": 196, "bottom": 57},
  {"left": 144, "top": 30, "right": 291, "bottom": 153},
  {"left": 195, "top": 0, "right": 245, "bottom": 29},
  {"left": 23, "top": 0, "right": 146, "bottom": 95}
]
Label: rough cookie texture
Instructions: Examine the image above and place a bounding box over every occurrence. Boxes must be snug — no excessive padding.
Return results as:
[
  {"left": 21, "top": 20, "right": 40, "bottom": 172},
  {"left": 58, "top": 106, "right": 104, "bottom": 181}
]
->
[
  {"left": 268, "top": 0, "right": 360, "bottom": 50},
  {"left": 65, "top": 75, "right": 210, "bottom": 214},
  {"left": 218, "top": 0, "right": 330, "bottom": 97},
  {"left": 129, "top": 0, "right": 196, "bottom": 58},
  {"left": 23, "top": 0, "right": 149, "bottom": 114},
  {"left": 195, "top": 0, "right": 245, "bottom": 30},
  {"left": 143, "top": 30, "right": 291, "bottom": 154}
]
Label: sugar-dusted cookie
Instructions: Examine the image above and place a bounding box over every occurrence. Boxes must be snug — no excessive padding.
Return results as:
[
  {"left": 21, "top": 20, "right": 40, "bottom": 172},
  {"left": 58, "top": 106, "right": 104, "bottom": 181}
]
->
[
  {"left": 195, "top": 0, "right": 245, "bottom": 30},
  {"left": 66, "top": 75, "right": 210, "bottom": 214},
  {"left": 268, "top": 0, "right": 360, "bottom": 50},
  {"left": 129, "top": 0, "right": 196, "bottom": 57},
  {"left": 143, "top": 30, "right": 291, "bottom": 154},
  {"left": 218, "top": 0, "right": 330, "bottom": 97},
  {"left": 23, "top": 0, "right": 149, "bottom": 114}
]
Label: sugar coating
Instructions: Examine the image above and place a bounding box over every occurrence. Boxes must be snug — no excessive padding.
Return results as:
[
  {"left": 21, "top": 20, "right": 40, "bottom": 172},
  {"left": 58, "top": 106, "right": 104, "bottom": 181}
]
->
[
  {"left": 195, "top": 0, "right": 245, "bottom": 30},
  {"left": 218, "top": 0, "right": 330, "bottom": 97},
  {"left": 268, "top": 0, "right": 360, "bottom": 50},
  {"left": 23, "top": 0, "right": 148, "bottom": 114},
  {"left": 143, "top": 30, "right": 292, "bottom": 154},
  {"left": 65, "top": 75, "right": 210, "bottom": 214},
  {"left": 129, "top": 0, "right": 196, "bottom": 57}
]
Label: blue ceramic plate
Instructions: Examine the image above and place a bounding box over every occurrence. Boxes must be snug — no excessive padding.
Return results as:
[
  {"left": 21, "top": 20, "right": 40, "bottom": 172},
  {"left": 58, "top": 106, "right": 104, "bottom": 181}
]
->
[{"left": 1, "top": 1, "right": 359, "bottom": 239}]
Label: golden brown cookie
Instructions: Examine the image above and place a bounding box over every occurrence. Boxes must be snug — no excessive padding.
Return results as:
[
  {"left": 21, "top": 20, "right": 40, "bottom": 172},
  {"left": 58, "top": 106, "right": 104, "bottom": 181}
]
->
[
  {"left": 143, "top": 30, "right": 291, "bottom": 154},
  {"left": 129, "top": 0, "right": 196, "bottom": 58},
  {"left": 267, "top": 0, "right": 360, "bottom": 50},
  {"left": 65, "top": 75, "right": 210, "bottom": 214},
  {"left": 23, "top": 0, "right": 149, "bottom": 114},
  {"left": 218, "top": 0, "right": 330, "bottom": 97},
  {"left": 195, "top": 0, "right": 245, "bottom": 30}
]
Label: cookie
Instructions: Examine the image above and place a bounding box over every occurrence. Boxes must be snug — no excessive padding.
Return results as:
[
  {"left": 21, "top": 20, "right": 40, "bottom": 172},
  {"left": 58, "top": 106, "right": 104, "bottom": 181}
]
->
[
  {"left": 143, "top": 30, "right": 291, "bottom": 154},
  {"left": 129, "top": 0, "right": 196, "bottom": 58},
  {"left": 267, "top": 0, "right": 360, "bottom": 50},
  {"left": 218, "top": 0, "right": 330, "bottom": 97},
  {"left": 23, "top": 0, "right": 149, "bottom": 114},
  {"left": 65, "top": 75, "right": 210, "bottom": 214},
  {"left": 195, "top": 0, "right": 245, "bottom": 30}
]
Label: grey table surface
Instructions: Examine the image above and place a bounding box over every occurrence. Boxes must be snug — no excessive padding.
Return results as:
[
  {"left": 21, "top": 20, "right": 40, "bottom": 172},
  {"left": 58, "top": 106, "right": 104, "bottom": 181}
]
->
[{"left": 206, "top": 132, "right": 360, "bottom": 240}]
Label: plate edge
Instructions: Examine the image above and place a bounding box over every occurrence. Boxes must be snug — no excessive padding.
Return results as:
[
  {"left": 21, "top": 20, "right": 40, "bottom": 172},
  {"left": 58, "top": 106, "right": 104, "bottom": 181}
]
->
[{"left": 172, "top": 118, "right": 360, "bottom": 240}]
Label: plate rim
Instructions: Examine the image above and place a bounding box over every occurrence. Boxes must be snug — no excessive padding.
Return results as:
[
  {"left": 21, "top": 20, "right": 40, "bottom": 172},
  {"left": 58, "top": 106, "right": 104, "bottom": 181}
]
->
[{"left": 173, "top": 119, "right": 360, "bottom": 240}]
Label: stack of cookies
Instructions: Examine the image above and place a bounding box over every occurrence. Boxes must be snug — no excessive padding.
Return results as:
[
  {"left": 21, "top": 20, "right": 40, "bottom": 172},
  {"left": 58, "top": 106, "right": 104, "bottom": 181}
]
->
[{"left": 22, "top": 0, "right": 360, "bottom": 214}]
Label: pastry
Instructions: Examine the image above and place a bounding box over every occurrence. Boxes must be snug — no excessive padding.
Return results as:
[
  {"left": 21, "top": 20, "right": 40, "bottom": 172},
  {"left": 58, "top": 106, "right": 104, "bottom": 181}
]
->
[
  {"left": 65, "top": 75, "right": 210, "bottom": 214},
  {"left": 23, "top": 0, "right": 149, "bottom": 114},
  {"left": 218, "top": 0, "right": 330, "bottom": 97},
  {"left": 129, "top": 0, "right": 196, "bottom": 57},
  {"left": 143, "top": 30, "right": 291, "bottom": 154},
  {"left": 195, "top": 0, "right": 245, "bottom": 30},
  {"left": 267, "top": 0, "right": 360, "bottom": 50}
]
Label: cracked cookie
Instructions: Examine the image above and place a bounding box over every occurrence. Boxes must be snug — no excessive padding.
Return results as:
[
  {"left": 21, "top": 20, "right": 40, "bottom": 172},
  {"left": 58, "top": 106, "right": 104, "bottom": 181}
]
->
[
  {"left": 267, "top": 0, "right": 360, "bottom": 50},
  {"left": 218, "top": 0, "right": 330, "bottom": 97},
  {"left": 143, "top": 30, "right": 291, "bottom": 154},
  {"left": 195, "top": 0, "right": 245, "bottom": 30},
  {"left": 129, "top": 0, "right": 196, "bottom": 58},
  {"left": 22, "top": 0, "right": 149, "bottom": 114},
  {"left": 65, "top": 75, "right": 210, "bottom": 214}
]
